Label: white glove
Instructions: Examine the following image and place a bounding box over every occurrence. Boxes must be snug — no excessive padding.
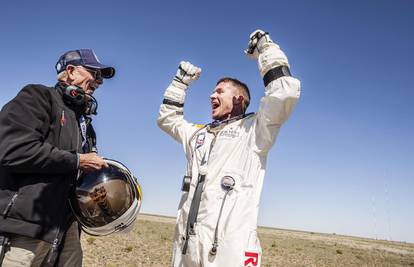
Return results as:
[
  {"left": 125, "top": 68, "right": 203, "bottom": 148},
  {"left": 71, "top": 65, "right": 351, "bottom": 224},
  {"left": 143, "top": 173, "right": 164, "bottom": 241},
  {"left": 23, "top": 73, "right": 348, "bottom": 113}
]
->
[
  {"left": 245, "top": 29, "right": 289, "bottom": 78},
  {"left": 245, "top": 29, "right": 273, "bottom": 60},
  {"left": 172, "top": 61, "right": 202, "bottom": 90}
]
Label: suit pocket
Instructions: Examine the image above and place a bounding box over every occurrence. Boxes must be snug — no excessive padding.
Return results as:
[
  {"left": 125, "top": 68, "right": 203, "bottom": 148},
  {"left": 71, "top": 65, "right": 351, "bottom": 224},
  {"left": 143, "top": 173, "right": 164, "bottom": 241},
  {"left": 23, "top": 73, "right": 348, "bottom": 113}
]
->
[{"left": 7, "top": 180, "right": 67, "bottom": 225}]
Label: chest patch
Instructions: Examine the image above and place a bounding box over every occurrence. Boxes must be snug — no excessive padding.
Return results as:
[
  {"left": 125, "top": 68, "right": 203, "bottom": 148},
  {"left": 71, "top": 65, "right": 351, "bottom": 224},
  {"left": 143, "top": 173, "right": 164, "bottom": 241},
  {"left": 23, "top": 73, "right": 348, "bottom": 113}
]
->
[
  {"left": 195, "top": 132, "right": 206, "bottom": 149},
  {"left": 219, "top": 128, "right": 240, "bottom": 139}
]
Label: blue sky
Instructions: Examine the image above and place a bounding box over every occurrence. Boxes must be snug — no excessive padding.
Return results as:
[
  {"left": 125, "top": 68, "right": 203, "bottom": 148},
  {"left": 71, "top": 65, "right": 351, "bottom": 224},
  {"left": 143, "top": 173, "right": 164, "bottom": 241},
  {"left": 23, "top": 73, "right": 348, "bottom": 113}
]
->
[{"left": 1, "top": 0, "right": 413, "bottom": 243}]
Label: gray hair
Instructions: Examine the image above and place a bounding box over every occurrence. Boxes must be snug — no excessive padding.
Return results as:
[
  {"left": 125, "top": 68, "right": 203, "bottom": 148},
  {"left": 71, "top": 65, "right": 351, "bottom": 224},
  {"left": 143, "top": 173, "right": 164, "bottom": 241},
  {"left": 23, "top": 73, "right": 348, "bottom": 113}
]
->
[{"left": 57, "top": 70, "right": 68, "bottom": 82}]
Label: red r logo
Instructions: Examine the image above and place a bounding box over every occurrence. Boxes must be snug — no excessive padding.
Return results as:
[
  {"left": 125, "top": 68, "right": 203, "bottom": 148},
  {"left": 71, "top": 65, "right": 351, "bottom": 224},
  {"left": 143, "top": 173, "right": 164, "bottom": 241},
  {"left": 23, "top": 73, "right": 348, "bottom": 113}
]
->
[{"left": 244, "top": 251, "right": 259, "bottom": 266}]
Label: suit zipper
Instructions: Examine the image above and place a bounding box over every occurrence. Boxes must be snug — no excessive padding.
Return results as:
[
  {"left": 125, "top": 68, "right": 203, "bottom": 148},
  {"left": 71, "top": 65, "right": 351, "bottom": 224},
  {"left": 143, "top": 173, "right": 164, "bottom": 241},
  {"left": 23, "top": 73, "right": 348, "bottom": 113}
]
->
[
  {"left": 58, "top": 110, "right": 65, "bottom": 148},
  {"left": 45, "top": 227, "right": 60, "bottom": 264},
  {"left": 76, "top": 118, "right": 80, "bottom": 152},
  {"left": 46, "top": 188, "right": 70, "bottom": 265},
  {"left": 2, "top": 192, "right": 18, "bottom": 217}
]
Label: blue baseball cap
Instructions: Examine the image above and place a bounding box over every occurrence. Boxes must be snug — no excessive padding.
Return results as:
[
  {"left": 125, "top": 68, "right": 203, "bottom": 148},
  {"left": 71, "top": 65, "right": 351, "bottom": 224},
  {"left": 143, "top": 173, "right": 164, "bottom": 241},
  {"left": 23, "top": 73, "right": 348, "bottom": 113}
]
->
[{"left": 55, "top": 49, "right": 115, "bottom": 79}]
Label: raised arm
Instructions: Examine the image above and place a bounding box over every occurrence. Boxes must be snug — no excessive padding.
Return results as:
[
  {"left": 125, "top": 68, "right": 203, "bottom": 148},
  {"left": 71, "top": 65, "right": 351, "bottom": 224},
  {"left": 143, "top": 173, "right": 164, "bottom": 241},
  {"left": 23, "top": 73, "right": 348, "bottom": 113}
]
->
[
  {"left": 157, "top": 61, "right": 203, "bottom": 147},
  {"left": 246, "top": 30, "right": 301, "bottom": 154}
]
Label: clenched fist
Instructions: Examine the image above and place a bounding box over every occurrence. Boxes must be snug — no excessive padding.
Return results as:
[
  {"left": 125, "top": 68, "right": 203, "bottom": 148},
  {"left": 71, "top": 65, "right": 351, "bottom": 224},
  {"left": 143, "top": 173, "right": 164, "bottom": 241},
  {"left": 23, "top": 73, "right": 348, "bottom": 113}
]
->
[
  {"left": 173, "top": 61, "right": 202, "bottom": 89},
  {"left": 245, "top": 29, "right": 274, "bottom": 60},
  {"left": 245, "top": 29, "right": 290, "bottom": 78}
]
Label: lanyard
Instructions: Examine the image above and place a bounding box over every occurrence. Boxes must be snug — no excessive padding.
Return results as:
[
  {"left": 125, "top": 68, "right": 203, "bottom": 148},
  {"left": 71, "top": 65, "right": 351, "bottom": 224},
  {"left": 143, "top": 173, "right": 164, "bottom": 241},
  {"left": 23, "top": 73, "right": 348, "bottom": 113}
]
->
[
  {"left": 182, "top": 134, "right": 217, "bottom": 255},
  {"left": 79, "top": 115, "right": 87, "bottom": 149}
]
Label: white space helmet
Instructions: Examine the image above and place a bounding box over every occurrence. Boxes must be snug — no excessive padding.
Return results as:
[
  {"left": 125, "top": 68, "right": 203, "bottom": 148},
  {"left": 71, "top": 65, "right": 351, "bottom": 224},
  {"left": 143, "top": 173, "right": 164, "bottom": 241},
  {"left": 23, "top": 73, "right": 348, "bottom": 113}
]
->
[{"left": 69, "top": 159, "right": 142, "bottom": 236}]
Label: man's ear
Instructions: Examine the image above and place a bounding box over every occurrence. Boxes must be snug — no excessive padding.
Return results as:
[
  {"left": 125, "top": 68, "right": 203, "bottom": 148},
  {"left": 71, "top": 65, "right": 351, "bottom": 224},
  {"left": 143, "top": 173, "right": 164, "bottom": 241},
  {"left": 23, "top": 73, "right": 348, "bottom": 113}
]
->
[
  {"left": 233, "top": 95, "right": 244, "bottom": 105},
  {"left": 66, "top": 65, "right": 76, "bottom": 78}
]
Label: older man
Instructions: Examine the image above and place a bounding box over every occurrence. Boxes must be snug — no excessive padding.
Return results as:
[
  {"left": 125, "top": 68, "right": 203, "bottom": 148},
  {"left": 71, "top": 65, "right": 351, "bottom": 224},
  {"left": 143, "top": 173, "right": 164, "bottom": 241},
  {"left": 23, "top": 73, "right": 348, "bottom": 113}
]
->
[
  {"left": 0, "top": 49, "right": 113, "bottom": 266},
  {"left": 157, "top": 30, "right": 301, "bottom": 266}
]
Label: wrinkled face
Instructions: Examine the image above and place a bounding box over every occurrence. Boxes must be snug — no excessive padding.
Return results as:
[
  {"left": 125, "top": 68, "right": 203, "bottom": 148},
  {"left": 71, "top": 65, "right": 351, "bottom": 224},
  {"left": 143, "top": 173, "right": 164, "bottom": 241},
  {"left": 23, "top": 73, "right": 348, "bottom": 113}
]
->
[
  {"left": 67, "top": 65, "right": 103, "bottom": 96},
  {"left": 210, "top": 81, "right": 239, "bottom": 121}
]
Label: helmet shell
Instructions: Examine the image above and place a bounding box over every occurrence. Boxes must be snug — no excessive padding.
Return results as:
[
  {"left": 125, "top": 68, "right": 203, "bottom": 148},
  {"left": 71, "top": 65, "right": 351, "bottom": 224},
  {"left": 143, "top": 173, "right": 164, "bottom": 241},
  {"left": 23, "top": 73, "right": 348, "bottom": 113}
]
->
[{"left": 69, "top": 159, "right": 142, "bottom": 236}]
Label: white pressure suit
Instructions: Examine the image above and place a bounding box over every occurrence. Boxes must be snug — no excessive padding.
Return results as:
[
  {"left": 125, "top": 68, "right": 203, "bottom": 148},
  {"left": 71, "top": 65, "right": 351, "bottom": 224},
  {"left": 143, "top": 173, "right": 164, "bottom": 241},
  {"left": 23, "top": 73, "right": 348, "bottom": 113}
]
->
[{"left": 157, "top": 31, "right": 301, "bottom": 267}]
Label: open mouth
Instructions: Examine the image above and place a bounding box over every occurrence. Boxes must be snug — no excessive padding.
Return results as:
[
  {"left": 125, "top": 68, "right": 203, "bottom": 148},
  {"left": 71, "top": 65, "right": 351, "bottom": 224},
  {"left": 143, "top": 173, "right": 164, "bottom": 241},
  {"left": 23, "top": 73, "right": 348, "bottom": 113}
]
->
[{"left": 211, "top": 101, "right": 220, "bottom": 110}]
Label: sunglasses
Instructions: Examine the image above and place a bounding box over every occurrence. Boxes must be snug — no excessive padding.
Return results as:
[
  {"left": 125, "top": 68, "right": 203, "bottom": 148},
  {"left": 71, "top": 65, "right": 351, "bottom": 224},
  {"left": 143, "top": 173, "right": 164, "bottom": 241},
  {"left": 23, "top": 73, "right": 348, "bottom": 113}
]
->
[
  {"left": 76, "top": 66, "right": 102, "bottom": 81},
  {"left": 85, "top": 67, "right": 102, "bottom": 81}
]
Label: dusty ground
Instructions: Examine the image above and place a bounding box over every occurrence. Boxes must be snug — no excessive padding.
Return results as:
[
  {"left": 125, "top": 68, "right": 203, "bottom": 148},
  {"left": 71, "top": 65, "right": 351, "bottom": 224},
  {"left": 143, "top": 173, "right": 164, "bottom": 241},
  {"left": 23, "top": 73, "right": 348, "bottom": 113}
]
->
[{"left": 81, "top": 214, "right": 414, "bottom": 267}]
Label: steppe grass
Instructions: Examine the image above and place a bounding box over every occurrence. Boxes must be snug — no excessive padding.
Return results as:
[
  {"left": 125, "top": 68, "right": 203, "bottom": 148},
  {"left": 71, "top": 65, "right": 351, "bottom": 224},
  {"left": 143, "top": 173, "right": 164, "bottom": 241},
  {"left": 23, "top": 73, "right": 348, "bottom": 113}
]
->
[{"left": 81, "top": 214, "right": 414, "bottom": 267}]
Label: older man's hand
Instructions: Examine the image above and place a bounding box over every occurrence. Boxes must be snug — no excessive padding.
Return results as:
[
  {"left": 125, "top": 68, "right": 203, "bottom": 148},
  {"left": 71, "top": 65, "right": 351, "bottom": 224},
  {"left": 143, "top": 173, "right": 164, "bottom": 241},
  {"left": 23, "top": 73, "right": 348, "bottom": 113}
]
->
[{"left": 79, "top": 153, "right": 108, "bottom": 172}]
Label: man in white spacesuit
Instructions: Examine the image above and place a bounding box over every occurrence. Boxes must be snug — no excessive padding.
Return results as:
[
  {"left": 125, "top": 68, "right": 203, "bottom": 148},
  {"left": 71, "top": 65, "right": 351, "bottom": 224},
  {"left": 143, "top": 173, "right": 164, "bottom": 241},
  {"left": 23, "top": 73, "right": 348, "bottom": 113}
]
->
[{"left": 157, "top": 30, "right": 301, "bottom": 267}]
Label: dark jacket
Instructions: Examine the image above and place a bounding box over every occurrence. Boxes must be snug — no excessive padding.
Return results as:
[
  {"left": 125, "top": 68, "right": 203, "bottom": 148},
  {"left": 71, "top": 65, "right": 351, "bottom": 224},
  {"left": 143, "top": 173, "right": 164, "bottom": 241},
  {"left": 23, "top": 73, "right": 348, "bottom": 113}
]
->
[{"left": 0, "top": 84, "right": 94, "bottom": 244}]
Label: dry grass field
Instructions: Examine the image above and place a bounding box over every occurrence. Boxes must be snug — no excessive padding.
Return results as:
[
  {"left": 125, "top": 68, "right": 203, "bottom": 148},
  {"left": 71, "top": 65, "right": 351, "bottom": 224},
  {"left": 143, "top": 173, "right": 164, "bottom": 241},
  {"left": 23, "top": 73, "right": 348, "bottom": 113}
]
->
[{"left": 81, "top": 214, "right": 414, "bottom": 267}]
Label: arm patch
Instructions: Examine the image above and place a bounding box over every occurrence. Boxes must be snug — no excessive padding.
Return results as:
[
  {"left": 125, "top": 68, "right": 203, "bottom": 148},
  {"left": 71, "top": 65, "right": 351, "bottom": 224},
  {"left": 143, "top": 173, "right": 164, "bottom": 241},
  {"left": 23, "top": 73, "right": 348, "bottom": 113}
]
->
[
  {"left": 163, "top": 98, "right": 184, "bottom": 108},
  {"left": 263, "top": 66, "right": 291, "bottom": 87}
]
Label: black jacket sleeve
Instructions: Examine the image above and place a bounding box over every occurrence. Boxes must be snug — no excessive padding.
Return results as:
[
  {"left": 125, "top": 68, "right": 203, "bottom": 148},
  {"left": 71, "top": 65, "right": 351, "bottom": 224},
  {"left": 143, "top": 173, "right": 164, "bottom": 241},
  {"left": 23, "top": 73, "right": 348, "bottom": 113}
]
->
[{"left": 0, "top": 85, "right": 78, "bottom": 174}]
